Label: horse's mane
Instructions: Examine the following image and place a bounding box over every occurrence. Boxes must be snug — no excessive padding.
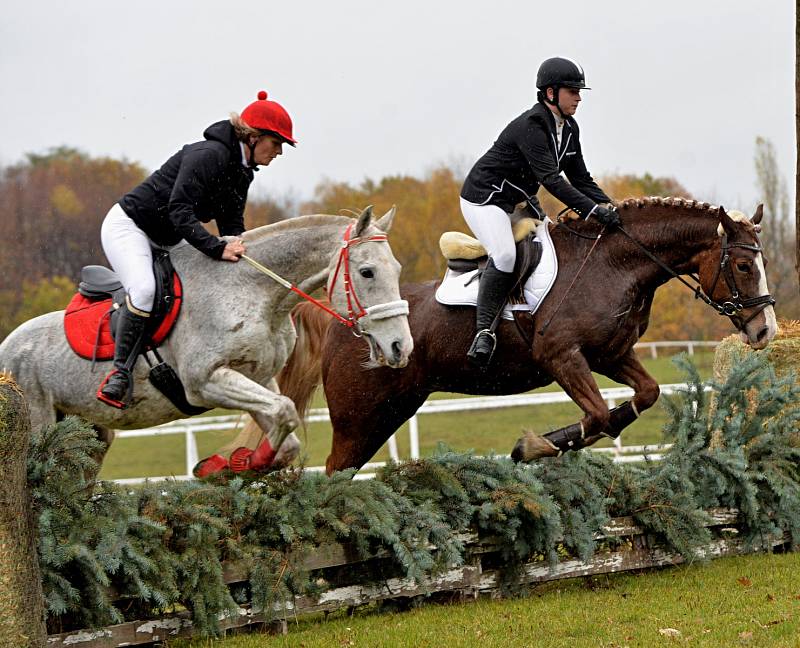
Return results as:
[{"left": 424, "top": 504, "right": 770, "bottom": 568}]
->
[
  {"left": 242, "top": 214, "right": 352, "bottom": 243},
  {"left": 617, "top": 196, "right": 719, "bottom": 212},
  {"left": 615, "top": 196, "right": 754, "bottom": 235}
]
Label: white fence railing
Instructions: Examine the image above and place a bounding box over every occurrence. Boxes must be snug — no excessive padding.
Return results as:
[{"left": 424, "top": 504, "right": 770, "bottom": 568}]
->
[
  {"left": 634, "top": 340, "right": 718, "bottom": 359},
  {"left": 112, "top": 380, "right": 713, "bottom": 485}
]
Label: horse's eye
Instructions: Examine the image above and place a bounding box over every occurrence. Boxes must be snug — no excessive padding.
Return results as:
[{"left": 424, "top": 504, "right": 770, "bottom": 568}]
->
[
  {"left": 359, "top": 267, "right": 375, "bottom": 279},
  {"left": 736, "top": 262, "right": 750, "bottom": 273}
]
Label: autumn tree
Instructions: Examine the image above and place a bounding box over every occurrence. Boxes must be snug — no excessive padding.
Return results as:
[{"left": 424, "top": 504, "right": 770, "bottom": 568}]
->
[
  {"left": 0, "top": 147, "right": 147, "bottom": 297},
  {"left": 754, "top": 137, "right": 799, "bottom": 318},
  {"left": 303, "top": 167, "right": 465, "bottom": 282}
]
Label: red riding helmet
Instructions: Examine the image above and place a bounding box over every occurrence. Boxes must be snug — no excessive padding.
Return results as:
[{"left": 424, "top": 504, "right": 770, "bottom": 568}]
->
[{"left": 241, "top": 90, "right": 297, "bottom": 146}]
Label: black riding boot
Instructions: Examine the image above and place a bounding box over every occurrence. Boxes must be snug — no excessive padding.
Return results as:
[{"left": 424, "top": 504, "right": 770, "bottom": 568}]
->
[
  {"left": 98, "top": 300, "right": 150, "bottom": 408},
  {"left": 467, "top": 259, "right": 515, "bottom": 367}
]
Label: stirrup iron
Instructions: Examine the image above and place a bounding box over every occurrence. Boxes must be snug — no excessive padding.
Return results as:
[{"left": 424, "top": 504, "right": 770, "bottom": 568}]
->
[{"left": 467, "top": 328, "right": 497, "bottom": 366}]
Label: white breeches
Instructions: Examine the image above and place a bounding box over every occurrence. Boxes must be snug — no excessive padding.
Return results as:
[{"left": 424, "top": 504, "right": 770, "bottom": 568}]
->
[
  {"left": 459, "top": 198, "right": 516, "bottom": 272},
  {"left": 100, "top": 204, "right": 156, "bottom": 313}
]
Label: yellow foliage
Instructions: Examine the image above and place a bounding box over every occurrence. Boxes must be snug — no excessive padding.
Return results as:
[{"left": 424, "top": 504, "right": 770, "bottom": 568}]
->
[
  {"left": 49, "top": 184, "right": 84, "bottom": 218},
  {"left": 303, "top": 168, "right": 465, "bottom": 283}
]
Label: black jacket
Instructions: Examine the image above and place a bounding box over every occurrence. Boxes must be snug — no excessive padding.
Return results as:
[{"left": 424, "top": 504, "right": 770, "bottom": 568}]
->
[
  {"left": 460, "top": 102, "right": 610, "bottom": 216},
  {"left": 119, "top": 121, "right": 254, "bottom": 259}
]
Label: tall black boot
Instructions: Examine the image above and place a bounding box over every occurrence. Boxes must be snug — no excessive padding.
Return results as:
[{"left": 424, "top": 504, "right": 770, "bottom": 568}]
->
[
  {"left": 97, "top": 299, "right": 150, "bottom": 408},
  {"left": 467, "top": 259, "right": 515, "bottom": 367}
]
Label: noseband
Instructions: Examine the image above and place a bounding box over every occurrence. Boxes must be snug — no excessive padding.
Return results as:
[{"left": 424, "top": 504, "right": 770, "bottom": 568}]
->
[
  {"left": 615, "top": 225, "right": 775, "bottom": 331},
  {"left": 241, "top": 222, "right": 409, "bottom": 335}
]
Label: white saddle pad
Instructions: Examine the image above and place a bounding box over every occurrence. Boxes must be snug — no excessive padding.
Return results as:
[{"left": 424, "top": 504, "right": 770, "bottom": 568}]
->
[{"left": 435, "top": 217, "right": 558, "bottom": 319}]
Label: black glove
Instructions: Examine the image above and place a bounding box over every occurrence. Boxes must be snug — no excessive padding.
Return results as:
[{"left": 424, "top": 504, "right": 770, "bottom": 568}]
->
[{"left": 591, "top": 204, "right": 620, "bottom": 227}]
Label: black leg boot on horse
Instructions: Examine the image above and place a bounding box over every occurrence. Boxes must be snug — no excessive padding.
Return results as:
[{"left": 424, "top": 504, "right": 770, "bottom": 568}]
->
[
  {"left": 97, "top": 298, "right": 150, "bottom": 409},
  {"left": 467, "top": 258, "right": 516, "bottom": 367}
]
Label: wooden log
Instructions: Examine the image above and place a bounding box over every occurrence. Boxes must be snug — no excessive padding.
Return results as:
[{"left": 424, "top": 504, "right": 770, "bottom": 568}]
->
[{"left": 0, "top": 376, "right": 47, "bottom": 648}]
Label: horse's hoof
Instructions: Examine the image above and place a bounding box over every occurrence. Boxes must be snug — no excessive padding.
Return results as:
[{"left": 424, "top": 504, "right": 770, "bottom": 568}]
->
[
  {"left": 193, "top": 454, "right": 229, "bottom": 478},
  {"left": 511, "top": 432, "right": 559, "bottom": 462}
]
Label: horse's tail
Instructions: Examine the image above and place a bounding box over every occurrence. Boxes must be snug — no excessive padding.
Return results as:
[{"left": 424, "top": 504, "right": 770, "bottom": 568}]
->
[
  {"left": 219, "top": 301, "right": 332, "bottom": 455},
  {"left": 277, "top": 300, "right": 332, "bottom": 422}
]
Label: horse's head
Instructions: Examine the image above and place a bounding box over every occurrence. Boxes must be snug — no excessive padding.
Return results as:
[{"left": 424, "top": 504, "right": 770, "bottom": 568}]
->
[
  {"left": 326, "top": 205, "right": 413, "bottom": 368},
  {"left": 698, "top": 205, "right": 777, "bottom": 349}
]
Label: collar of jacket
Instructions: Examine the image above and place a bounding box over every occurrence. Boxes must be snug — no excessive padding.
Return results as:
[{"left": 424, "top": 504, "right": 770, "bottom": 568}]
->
[{"left": 529, "top": 101, "right": 575, "bottom": 134}]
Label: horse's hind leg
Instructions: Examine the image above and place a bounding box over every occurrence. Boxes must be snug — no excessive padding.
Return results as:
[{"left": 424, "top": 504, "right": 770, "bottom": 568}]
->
[{"left": 511, "top": 350, "right": 611, "bottom": 461}]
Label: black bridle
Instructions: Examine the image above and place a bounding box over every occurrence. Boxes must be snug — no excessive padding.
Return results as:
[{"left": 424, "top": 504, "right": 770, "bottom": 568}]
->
[
  {"left": 616, "top": 225, "right": 775, "bottom": 330},
  {"left": 556, "top": 212, "right": 775, "bottom": 332}
]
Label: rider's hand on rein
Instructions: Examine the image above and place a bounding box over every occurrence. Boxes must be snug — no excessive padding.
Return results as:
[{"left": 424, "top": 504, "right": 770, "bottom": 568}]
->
[
  {"left": 222, "top": 238, "right": 246, "bottom": 262},
  {"left": 591, "top": 204, "right": 621, "bottom": 227}
]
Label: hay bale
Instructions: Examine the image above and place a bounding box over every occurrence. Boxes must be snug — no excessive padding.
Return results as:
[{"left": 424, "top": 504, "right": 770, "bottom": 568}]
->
[
  {"left": 713, "top": 320, "right": 800, "bottom": 384},
  {"left": 713, "top": 320, "right": 800, "bottom": 446},
  {"left": 0, "top": 375, "right": 47, "bottom": 647}
]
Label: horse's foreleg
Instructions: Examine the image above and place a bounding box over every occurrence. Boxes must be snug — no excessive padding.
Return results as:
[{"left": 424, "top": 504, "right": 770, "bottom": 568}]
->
[
  {"left": 585, "top": 349, "right": 660, "bottom": 444},
  {"left": 195, "top": 368, "right": 300, "bottom": 471},
  {"left": 512, "top": 351, "right": 610, "bottom": 461}
]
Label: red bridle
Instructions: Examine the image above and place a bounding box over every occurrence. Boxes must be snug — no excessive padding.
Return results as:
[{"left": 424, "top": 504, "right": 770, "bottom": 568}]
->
[
  {"left": 323, "top": 222, "right": 389, "bottom": 328},
  {"left": 241, "top": 222, "right": 406, "bottom": 333}
]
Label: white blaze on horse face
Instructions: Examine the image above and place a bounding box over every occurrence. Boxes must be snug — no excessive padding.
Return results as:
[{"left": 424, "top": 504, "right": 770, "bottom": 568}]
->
[
  {"left": 743, "top": 252, "right": 778, "bottom": 347},
  {"left": 719, "top": 210, "right": 777, "bottom": 349}
]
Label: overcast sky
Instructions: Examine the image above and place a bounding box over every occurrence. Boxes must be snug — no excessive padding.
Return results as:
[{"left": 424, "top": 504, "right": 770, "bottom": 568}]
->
[{"left": 1, "top": 0, "right": 795, "bottom": 214}]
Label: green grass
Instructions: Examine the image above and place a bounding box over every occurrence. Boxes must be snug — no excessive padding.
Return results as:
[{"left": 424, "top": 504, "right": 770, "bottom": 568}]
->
[
  {"left": 167, "top": 551, "right": 800, "bottom": 648},
  {"left": 98, "top": 351, "right": 714, "bottom": 480}
]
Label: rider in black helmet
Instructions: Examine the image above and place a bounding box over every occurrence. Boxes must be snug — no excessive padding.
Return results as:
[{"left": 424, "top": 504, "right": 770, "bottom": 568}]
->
[{"left": 460, "top": 56, "right": 619, "bottom": 368}]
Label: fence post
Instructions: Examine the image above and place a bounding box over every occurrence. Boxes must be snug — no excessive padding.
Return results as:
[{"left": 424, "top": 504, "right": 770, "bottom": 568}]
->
[
  {"left": 687, "top": 342, "right": 695, "bottom": 355},
  {"left": 409, "top": 415, "right": 420, "bottom": 460},
  {"left": 185, "top": 424, "right": 199, "bottom": 478},
  {"left": 387, "top": 434, "right": 400, "bottom": 462}
]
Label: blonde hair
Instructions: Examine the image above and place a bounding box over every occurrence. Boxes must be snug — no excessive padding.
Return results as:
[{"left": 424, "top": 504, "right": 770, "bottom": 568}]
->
[{"left": 229, "top": 112, "right": 261, "bottom": 142}]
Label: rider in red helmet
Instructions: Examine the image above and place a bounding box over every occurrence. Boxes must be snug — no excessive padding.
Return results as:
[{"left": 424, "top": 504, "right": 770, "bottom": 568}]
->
[
  {"left": 97, "top": 91, "right": 296, "bottom": 408},
  {"left": 460, "top": 57, "right": 617, "bottom": 368}
]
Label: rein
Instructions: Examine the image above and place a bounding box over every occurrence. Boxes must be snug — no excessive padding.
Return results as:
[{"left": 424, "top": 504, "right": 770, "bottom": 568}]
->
[
  {"left": 615, "top": 224, "right": 775, "bottom": 328},
  {"left": 555, "top": 209, "right": 775, "bottom": 331},
  {"left": 241, "top": 222, "right": 408, "bottom": 334}
]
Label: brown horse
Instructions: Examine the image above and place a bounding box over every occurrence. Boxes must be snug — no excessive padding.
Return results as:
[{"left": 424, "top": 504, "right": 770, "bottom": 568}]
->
[{"left": 276, "top": 198, "right": 777, "bottom": 474}]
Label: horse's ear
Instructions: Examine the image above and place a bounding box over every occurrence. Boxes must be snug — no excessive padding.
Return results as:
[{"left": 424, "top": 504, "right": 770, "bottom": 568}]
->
[
  {"left": 355, "top": 205, "right": 373, "bottom": 237},
  {"left": 752, "top": 204, "right": 764, "bottom": 225},
  {"left": 374, "top": 205, "right": 397, "bottom": 233},
  {"left": 717, "top": 205, "right": 736, "bottom": 236}
]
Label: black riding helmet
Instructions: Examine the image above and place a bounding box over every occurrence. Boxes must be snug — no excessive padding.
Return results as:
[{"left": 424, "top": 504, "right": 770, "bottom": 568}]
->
[{"left": 536, "top": 57, "right": 590, "bottom": 117}]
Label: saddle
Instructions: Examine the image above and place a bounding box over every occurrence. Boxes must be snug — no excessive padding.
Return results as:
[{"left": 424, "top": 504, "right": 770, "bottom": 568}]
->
[
  {"left": 65, "top": 250, "right": 181, "bottom": 360},
  {"left": 435, "top": 216, "right": 559, "bottom": 318},
  {"left": 439, "top": 217, "right": 543, "bottom": 302},
  {"left": 64, "top": 250, "right": 207, "bottom": 416}
]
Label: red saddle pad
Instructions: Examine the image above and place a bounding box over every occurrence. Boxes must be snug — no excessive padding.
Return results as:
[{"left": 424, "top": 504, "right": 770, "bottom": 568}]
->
[{"left": 64, "top": 274, "right": 184, "bottom": 360}]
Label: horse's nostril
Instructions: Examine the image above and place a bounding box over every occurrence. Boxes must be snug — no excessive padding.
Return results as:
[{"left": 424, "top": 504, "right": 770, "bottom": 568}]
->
[
  {"left": 756, "top": 326, "right": 769, "bottom": 342},
  {"left": 391, "top": 340, "right": 402, "bottom": 361}
]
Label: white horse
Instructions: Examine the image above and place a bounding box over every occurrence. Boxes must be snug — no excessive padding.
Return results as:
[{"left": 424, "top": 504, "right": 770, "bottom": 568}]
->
[{"left": 0, "top": 206, "right": 413, "bottom": 470}]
